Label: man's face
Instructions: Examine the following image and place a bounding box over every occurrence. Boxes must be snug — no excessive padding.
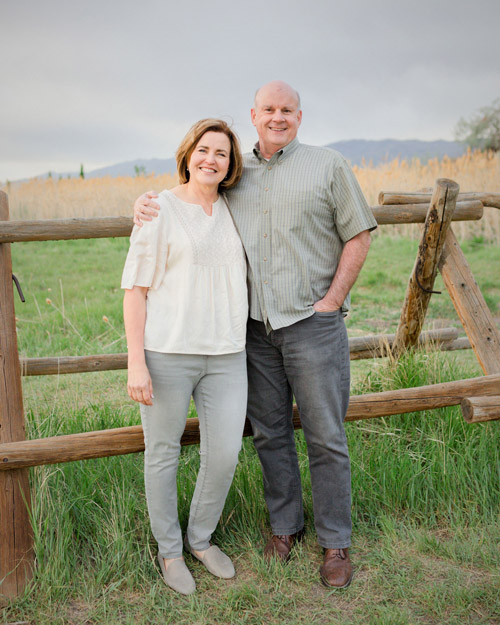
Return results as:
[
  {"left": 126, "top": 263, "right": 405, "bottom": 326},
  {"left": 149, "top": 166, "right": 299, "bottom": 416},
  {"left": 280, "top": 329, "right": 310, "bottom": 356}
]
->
[{"left": 251, "top": 84, "right": 302, "bottom": 157}]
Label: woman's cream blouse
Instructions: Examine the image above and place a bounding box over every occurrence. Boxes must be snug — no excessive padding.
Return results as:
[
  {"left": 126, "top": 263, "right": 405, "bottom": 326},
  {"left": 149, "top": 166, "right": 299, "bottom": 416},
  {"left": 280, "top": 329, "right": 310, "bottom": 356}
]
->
[{"left": 121, "top": 190, "right": 248, "bottom": 355}]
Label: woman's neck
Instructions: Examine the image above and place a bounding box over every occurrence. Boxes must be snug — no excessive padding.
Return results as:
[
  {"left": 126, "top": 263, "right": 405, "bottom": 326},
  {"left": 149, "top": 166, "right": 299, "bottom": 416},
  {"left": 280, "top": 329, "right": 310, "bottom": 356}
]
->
[{"left": 172, "top": 181, "right": 219, "bottom": 215}]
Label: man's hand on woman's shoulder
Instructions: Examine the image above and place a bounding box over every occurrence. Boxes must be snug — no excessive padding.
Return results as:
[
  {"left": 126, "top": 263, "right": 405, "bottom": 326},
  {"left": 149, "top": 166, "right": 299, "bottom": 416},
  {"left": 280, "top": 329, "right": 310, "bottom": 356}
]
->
[{"left": 133, "top": 190, "right": 161, "bottom": 227}]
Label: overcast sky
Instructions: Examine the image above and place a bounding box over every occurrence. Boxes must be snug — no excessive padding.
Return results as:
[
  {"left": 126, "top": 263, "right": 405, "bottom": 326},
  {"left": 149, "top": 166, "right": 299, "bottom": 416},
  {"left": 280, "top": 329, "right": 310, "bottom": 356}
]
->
[{"left": 1, "top": 0, "right": 499, "bottom": 181}]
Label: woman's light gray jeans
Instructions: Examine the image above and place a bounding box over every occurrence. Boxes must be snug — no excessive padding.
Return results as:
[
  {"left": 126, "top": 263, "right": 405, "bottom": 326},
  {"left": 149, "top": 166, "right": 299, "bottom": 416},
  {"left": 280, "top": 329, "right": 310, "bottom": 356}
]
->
[{"left": 141, "top": 349, "right": 247, "bottom": 559}]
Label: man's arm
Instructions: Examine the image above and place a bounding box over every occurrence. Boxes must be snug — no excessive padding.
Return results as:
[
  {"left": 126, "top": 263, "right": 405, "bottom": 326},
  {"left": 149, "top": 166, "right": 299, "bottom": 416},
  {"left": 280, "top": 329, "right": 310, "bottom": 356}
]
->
[
  {"left": 133, "top": 190, "right": 161, "bottom": 227},
  {"left": 313, "top": 230, "right": 371, "bottom": 312}
]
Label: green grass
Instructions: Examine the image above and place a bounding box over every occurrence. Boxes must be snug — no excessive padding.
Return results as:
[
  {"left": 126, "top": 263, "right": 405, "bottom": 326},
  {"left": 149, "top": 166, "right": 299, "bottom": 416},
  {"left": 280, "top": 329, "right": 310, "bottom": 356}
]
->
[
  {"left": 349, "top": 235, "right": 500, "bottom": 334},
  {"left": 2, "top": 235, "right": 500, "bottom": 624},
  {"left": 13, "top": 237, "right": 128, "bottom": 359}
]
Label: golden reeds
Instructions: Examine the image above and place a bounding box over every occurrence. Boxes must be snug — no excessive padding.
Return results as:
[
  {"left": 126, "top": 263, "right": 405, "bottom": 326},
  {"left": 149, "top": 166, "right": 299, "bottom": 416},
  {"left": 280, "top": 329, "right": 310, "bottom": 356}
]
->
[
  {"left": 2, "top": 150, "right": 499, "bottom": 241},
  {"left": 353, "top": 150, "right": 500, "bottom": 241},
  {"left": 2, "top": 173, "right": 177, "bottom": 220}
]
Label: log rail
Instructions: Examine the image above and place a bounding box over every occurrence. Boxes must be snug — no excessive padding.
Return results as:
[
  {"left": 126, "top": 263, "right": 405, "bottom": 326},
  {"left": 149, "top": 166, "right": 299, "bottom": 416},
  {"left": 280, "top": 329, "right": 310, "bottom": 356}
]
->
[
  {"left": 1, "top": 373, "right": 499, "bottom": 471},
  {"left": 19, "top": 327, "right": 465, "bottom": 375},
  {"left": 378, "top": 191, "right": 500, "bottom": 209},
  {"left": 461, "top": 396, "right": 500, "bottom": 423},
  {"left": 0, "top": 201, "right": 485, "bottom": 243}
]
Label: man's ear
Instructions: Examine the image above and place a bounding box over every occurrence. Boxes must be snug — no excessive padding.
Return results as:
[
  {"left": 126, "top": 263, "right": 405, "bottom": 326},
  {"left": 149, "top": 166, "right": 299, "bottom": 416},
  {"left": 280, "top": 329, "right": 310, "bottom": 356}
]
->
[{"left": 251, "top": 108, "right": 257, "bottom": 127}]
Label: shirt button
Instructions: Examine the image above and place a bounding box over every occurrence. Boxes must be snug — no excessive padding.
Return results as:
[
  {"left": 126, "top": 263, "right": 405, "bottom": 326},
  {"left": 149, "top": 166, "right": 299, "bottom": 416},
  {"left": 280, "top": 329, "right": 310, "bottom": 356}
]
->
[
  {"left": 265, "top": 187, "right": 269, "bottom": 192},
  {"left": 263, "top": 257, "right": 267, "bottom": 261},
  {"left": 264, "top": 280, "right": 268, "bottom": 284},
  {"left": 263, "top": 209, "right": 268, "bottom": 214},
  {"left": 268, "top": 166, "right": 272, "bottom": 170},
  {"left": 263, "top": 233, "right": 268, "bottom": 238}
]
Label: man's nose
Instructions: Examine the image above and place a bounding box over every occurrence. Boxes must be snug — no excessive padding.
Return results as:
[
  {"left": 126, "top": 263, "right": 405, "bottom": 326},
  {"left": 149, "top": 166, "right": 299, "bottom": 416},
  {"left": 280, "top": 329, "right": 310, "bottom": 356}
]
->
[{"left": 272, "top": 109, "right": 285, "bottom": 121}]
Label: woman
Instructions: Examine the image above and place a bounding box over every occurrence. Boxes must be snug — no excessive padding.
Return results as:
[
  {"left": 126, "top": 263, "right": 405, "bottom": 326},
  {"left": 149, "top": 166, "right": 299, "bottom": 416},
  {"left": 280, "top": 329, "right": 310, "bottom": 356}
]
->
[{"left": 122, "top": 119, "right": 248, "bottom": 595}]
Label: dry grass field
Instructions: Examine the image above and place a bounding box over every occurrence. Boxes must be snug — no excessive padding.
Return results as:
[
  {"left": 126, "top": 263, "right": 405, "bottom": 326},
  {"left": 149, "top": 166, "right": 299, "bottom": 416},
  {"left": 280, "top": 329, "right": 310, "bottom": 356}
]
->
[
  {"left": 3, "top": 150, "right": 500, "bottom": 241},
  {"left": 353, "top": 150, "right": 500, "bottom": 241}
]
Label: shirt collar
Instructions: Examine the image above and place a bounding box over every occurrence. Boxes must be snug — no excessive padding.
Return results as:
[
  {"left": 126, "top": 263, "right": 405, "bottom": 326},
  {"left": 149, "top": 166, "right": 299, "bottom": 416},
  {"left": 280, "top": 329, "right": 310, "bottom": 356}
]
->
[{"left": 252, "top": 137, "right": 300, "bottom": 163}]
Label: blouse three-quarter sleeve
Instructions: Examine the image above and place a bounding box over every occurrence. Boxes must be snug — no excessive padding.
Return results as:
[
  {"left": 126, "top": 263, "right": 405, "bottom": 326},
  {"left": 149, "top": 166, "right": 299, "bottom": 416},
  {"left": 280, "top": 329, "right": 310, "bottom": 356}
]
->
[{"left": 121, "top": 215, "right": 168, "bottom": 291}]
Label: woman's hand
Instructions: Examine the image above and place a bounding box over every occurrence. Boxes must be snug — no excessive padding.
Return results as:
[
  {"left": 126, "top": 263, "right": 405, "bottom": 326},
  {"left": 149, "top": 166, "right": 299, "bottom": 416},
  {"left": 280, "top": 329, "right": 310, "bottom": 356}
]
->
[
  {"left": 123, "top": 286, "right": 150, "bottom": 404},
  {"left": 133, "top": 191, "right": 161, "bottom": 227},
  {"left": 127, "top": 363, "right": 154, "bottom": 405}
]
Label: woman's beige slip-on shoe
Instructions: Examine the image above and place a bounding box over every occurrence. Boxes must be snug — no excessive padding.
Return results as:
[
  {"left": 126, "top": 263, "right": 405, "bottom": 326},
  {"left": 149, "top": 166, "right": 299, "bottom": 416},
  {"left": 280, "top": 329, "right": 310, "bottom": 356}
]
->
[
  {"left": 157, "top": 554, "right": 196, "bottom": 595},
  {"left": 185, "top": 538, "right": 235, "bottom": 579}
]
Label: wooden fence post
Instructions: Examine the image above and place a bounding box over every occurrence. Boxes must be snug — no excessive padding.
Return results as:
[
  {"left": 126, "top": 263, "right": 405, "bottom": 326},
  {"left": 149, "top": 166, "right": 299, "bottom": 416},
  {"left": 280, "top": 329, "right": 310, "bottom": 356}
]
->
[
  {"left": 392, "top": 178, "right": 459, "bottom": 356},
  {"left": 0, "top": 191, "right": 33, "bottom": 600}
]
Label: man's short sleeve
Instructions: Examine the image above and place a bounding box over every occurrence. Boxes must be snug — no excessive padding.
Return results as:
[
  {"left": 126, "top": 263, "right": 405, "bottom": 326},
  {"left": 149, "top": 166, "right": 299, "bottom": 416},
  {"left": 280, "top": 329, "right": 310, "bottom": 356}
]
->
[{"left": 331, "top": 155, "right": 378, "bottom": 242}]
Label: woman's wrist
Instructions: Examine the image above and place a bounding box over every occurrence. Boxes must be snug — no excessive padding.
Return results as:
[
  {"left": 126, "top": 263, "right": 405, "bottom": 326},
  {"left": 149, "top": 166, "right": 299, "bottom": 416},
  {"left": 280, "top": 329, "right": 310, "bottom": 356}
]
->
[{"left": 127, "top": 354, "right": 147, "bottom": 368}]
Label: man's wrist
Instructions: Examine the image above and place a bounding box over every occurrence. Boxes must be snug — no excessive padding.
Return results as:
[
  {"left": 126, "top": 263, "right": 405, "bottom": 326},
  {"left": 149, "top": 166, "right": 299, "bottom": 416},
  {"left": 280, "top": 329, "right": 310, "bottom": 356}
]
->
[{"left": 322, "top": 294, "right": 343, "bottom": 310}]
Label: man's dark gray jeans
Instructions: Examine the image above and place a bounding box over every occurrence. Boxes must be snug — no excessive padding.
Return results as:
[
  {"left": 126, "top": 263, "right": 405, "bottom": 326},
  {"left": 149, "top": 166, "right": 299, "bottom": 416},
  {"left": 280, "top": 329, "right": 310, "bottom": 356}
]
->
[{"left": 246, "top": 310, "right": 351, "bottom": 549}]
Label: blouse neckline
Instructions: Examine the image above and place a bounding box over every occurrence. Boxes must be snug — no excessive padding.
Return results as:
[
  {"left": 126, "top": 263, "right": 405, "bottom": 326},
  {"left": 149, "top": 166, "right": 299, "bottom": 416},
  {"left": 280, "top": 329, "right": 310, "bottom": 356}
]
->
[{"left": 165, "top": 189, "right": 221, "bottom": 216}]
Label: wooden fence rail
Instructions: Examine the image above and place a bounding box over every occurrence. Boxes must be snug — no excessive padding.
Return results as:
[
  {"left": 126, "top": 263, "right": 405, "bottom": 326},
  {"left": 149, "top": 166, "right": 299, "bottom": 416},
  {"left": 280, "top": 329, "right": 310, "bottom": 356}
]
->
[
  {"left": 378, "top": 191, "right": 500, "bottom": 209},
  {"left": 19, "top": 327, "right": 463, "bottom": 376},
  {"left": 0, "top": 216, "right": 132, "bottom": 243},
  {"left": 0, "top": 201, "right": 484, "bottom": 243},
  {"left": 461, "top": 396, "right": 500, "bottom": 423},
  {"left": 1, "top": 373, "right": 499, "bottom": 471}
]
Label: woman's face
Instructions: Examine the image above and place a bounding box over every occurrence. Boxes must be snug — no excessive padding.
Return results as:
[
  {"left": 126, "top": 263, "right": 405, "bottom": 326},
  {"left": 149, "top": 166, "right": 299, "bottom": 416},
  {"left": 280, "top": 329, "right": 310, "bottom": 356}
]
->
[{"left": 187, "top": 131, "right": 231, "bottom": 187}]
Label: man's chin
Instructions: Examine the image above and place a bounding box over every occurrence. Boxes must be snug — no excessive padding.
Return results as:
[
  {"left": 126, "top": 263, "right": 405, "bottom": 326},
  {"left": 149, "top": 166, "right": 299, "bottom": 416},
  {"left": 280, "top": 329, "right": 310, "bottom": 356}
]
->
[{"left": 267, "top": 133, "right": 289, "bottom": 147}]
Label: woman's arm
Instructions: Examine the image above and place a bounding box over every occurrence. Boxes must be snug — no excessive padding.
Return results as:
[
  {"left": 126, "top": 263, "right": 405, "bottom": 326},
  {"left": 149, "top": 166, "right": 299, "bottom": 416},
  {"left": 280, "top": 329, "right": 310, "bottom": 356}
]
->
[{"left": 123, "top": 286, "right": 154, "bottom": 405}]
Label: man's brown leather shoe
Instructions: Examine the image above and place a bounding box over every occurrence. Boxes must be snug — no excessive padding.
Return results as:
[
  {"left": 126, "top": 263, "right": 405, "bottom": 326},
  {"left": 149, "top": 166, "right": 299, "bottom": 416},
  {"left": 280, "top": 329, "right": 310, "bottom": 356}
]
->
[
  {"left": 263, "top": 534, "right": 297, "bottom": 562},
  {"left": 319, "top": 548, "right": 353, "bottom": 588}
]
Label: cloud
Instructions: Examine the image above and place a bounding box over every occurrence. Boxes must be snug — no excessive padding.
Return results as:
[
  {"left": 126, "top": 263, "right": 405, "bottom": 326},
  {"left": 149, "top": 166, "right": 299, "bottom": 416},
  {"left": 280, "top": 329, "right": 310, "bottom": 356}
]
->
[{"left": 1, "top": 0, "right": 499, "bottom": 180}]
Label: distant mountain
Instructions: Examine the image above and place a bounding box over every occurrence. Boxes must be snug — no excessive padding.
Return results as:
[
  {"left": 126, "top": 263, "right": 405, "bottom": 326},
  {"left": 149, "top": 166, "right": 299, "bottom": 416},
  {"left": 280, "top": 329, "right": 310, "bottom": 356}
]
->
[
  {"left": 84, "top": 139, "right": 466, "bottom": 177},
  {"left": 19, "top": 139, "right": 468, "bottom": 182},
  {"left": 325, "top": 139, "right": 467, "bottom": 166},
  {"left": 85, "top": 157, "right": 177, "bottom": 179}
]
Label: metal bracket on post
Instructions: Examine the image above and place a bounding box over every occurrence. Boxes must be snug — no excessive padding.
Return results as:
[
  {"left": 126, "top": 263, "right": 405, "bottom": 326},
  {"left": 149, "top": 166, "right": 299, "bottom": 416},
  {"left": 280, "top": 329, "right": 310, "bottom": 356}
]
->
[{"left": 12, "top": 274, "right": 25, "bottom": 302}]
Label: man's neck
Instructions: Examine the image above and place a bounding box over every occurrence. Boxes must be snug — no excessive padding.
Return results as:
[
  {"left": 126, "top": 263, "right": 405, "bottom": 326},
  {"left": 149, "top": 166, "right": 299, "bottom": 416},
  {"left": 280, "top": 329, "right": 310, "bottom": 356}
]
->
[
  {"left": 256, "top": 137, "right": 297, "bottom": 160},
  {"left": 258, "top": 144, "right": 281, "bottom": 160}
]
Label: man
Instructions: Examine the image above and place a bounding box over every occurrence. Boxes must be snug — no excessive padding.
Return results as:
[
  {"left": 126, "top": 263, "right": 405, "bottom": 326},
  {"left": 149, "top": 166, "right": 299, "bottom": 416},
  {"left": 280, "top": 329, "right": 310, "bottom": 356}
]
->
[{"left": 133, "top": 81, "right": 377, "bottom": 588}]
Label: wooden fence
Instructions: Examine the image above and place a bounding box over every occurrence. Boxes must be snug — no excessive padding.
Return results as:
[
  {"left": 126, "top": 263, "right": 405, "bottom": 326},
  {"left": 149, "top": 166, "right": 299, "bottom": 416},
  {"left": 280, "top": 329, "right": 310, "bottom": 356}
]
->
[{"left": 1, "top": 180, "right": 500, "bottom": 600}]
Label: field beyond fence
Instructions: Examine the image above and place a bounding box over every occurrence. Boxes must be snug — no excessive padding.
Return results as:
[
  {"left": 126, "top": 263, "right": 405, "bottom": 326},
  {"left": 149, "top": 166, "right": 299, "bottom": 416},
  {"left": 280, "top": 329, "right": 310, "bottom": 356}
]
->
[
  {"left": 3, "top": 150, "right": 500, "bottom": 242},
  {"left": 1, "top": 160, "right": 499, "bottom": 624}
]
